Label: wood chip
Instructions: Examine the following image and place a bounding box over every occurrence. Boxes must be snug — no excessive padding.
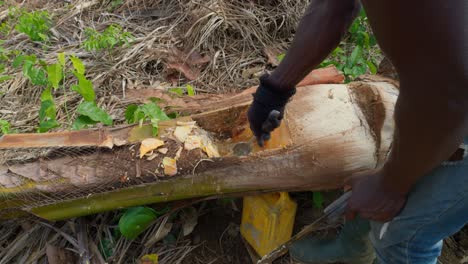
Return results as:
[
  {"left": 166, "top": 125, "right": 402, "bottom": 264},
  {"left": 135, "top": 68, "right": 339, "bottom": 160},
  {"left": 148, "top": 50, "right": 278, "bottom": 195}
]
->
[
  {"left": 175, "top": 146, "right": 183, "bottom": 160},
  {"left": 162, "top": 157, "right": 177, "bottom": 176},
  {"left": 184, "top": 135, "right": 202, "bottom": 150},
  {"left": 158, "top": 148, "right": 168, "bottom": 154},
  {"left": 201, "top": 135, "right": 220, "bottom": 158},
  {"left": 140, "top": 138, "right": 165, "bottom": 158},
  {"left": 173, "top": 125, "right": 194, "bottom": 143},
  {"left": 147, "top": 153, "right": 158, "bottom": 161}
]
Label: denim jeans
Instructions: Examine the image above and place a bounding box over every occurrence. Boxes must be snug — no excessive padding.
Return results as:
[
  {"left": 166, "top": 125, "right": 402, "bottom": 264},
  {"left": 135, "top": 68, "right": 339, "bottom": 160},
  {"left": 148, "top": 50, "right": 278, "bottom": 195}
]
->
[{"left": 369, "top": 138, "right": 468, "bottom": 264}]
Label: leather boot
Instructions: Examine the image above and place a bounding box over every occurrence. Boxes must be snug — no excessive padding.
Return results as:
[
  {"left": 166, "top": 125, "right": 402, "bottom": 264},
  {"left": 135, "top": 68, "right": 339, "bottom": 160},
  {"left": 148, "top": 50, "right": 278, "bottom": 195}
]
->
[{"left": 289, "top": 217, "right": 375, "bottom": 264}]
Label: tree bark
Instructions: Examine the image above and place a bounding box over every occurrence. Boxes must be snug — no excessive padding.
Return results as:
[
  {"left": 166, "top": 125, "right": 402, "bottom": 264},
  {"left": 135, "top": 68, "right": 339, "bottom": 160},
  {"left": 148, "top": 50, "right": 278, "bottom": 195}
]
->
[{"left": 0, "top": 71, "right": 398, "bottom": 221}]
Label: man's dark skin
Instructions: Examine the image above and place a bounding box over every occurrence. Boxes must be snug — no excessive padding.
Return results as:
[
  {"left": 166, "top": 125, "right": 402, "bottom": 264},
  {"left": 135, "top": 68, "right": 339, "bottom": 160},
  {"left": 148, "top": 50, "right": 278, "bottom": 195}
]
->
[{"left": 248, "top": 0, "right": 468, "bottom": 222}]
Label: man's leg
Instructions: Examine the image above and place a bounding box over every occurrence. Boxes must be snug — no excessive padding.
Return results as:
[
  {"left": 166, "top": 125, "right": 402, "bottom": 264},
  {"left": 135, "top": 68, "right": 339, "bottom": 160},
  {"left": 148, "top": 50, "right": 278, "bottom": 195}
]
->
[{"left": 370, "top": 139, "right": 468, "bottom": 264}]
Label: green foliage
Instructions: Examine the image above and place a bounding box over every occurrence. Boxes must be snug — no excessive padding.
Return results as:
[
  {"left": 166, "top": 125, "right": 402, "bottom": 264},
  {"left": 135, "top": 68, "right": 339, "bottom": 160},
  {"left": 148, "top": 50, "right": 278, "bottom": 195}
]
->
[
  {"left": 13, "top": 54, "right": 48, "bottom": 86},
  {"left": 46, "top": 63, "right": 63, "bottom": 89},
  {"left": 11, "top": 53, "right": 112, "bottom": 131},
  {"left": 118, "top": 206, "right": 157, "bottom": 240},
  {"left": 312, "top": 192, "right": 324, "bottom": 209},
  {"left": 125, "top": 102, "right": 170, "bottom": 136},
  {"left": 109, "top": 0, "right": 123, "bottom": 11},
  {"left": 186, "top": 84, "right": 195, "bottom": 96},
  {"left": 70, "top": 55, "right": 85, "bottom": 74},
  {"left": 72, "top": 115, "right": 98, "bottom": 130},
  {"left": 0, "top": 119, "right": 12, "bottom": 135},
  {"left": 73, "top": 101, "right": 113, "bottom": 130},
  {"left": 320, "top": 10, "right": 379, "bottom": 81},
  {"left": 71, "top": 72, "right": 95, "bottom": 101},
  {"left": 82, "top": 25, "right": 133, "bottom": 52},
  {"left": 0, "top": 21, "right": 12, "bottom": 35},
  {"left": 276, "top": 53, "right": 285, "bottom": 62},
  {"left": 169, "top": 84, "right": 196, "bottom": 97},
  {"left": 15, "top": 10, "right": 51, "bottom": 42},
  {"left": 38, "top": 88, "right": 59, "bottom": 133}
]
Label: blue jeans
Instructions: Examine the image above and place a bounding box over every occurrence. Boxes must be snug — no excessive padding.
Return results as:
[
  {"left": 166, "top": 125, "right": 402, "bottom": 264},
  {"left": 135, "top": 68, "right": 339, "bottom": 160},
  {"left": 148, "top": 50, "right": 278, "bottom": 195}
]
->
[{"left": 370, "top": 138, "right": 468, "bottom": 264}]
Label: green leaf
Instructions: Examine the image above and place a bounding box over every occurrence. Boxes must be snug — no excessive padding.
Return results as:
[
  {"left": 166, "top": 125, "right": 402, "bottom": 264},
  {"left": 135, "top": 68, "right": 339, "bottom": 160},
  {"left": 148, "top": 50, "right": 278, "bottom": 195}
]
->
[
  {"left": 366, "top": 61, "right": 377, "bottom": 74},
  {"left": 99, "top": 238, "right": 115, "bottom": 260},
  {"left": 119, "top": 206, "right": 157, "bottom": 240},
  {"left": 186, "top": 84, "right": 195, "bottom": 96},
  {"left": 168, "top": 87, "right": 184, "bottom": 96},
  {"left": 38, "top": 119, "right": 59, "bottom": 133},
  {"left": 167, "top": 112, "right": 179, "bottom": 119},
  {"left": 0, "top": 119, "right": 11, "bottom": 135},
  {"left": 72, "top": 72, "right": 95, "bottom": 101},
  {"left": 12, "top": 55, "right": 25, "bottom": 68},
  {"left": 47, "top": 63, "right": 63, "bottom": 89},
  {"left": 23, "top": 60, "right": 47, "bottom": 86},
  {"left": 0, "top": 75, "right": 12, "bottom": 82},
  {"left": 351, "top": 65, "right": 367, "bottom": 77},
  {"left": 57, "top": 52, "right": 66, "bottom": 66},
  {"left": 150, "top": 118, "right": 159, "bottom": 136},
  {"left": 39, "top": 99, "right": 56, "bottom": 121},
  {"left": 77, "top": 101, "right": 113, "bottom": 126},
  {"left": 276, "top": 53, "right": 286, "bottom": 62},
  {"left": 349, "top": 46, "right": 362, "bottom": 66},
  {"left": 141, "top": 102, "right": 170, "bottom": 122},
  {"left": 124, "top": 104, "right": 138, "bottom": 123},
  {"left": 72, "top": 115, "right": 99, "bottom": 130},
  {"left": 312, "top": 192, "right": 324, "bottom": 209},
  {"left": 40, "top": 87, "right": 53, "bottom": 102},
  {"left": 70, "top": 56, "right": 85, "bottom": 74}
]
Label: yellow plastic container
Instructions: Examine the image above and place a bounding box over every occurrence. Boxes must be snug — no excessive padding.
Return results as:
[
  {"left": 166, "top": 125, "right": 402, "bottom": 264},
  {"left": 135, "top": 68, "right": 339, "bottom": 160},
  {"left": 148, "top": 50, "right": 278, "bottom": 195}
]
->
[{"left": 240, "top": 192, "right": 297, "bottom": 257}]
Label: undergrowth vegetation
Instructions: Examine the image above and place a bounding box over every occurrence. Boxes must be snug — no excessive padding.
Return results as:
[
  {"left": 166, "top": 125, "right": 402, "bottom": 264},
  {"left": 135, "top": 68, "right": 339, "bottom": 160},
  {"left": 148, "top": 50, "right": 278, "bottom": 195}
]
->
[
  {"left": 0, "top": 1, "right": 384, "bottom": 262},
  {"left": 82, "top": 25, "right": 134, "bottom": 52},
  {"left": 321, "top": 10, "right": 380, "bottom": 81}
]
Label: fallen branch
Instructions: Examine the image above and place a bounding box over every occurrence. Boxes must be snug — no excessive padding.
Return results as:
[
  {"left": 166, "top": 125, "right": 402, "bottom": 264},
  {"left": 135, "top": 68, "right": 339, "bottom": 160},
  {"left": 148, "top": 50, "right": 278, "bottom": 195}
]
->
[{"left": 0, "top": 73, "right": 398, "bottom": 221}]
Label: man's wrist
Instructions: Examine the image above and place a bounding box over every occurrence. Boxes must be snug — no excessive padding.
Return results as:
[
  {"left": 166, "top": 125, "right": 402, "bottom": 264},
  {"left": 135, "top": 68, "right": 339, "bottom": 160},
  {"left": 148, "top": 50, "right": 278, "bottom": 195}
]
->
[
  {"left": 254, "top": 74, "right": 296, "bottom": 107},
  {"left": 260, "top": 74, "right": 296, "bottom": 95}
]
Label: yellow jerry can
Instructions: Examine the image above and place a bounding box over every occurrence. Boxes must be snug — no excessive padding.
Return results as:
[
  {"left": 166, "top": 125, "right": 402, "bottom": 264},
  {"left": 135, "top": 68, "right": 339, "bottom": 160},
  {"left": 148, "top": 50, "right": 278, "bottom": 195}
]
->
[{"left": 240, "top": 192, "right": 297, "bottom": 257}]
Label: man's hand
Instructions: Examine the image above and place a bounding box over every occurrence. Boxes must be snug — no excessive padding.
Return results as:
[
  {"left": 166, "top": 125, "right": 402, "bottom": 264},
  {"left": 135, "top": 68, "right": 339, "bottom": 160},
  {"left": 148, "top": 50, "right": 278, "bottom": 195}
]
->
[
  {"left": 345, "top": 172, "right": 407, "bottom": 222},
  {"left": 248, "top": 75, "right": 295, "bottom": 146}
]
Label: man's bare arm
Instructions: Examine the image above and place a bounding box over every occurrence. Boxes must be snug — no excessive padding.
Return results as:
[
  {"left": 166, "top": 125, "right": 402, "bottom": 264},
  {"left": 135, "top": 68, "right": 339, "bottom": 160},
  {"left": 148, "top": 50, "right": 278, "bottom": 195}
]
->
[
  {"left": 267, "top": 0, "right": 360, "bottom": 91},
  {"left": 247, "top": 0, "right": 360, "bottom": 143},
  {"left": 346, "top": 0, "right": 468, "bottom": 221}
]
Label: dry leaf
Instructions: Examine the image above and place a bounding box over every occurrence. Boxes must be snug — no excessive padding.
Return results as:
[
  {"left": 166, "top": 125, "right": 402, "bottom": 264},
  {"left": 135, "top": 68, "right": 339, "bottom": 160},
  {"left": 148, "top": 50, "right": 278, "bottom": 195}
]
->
[
  {"left": 166, "top": 62, "right": 200, "bottom": 80},
  {"left": 174, "top": 125, "right": 194, "bottom": 143},
  {"left": 184, "top": 135, "right": 202, "bottom": 150},
  {"left": 46, "top": 244, "right": 77, "bottom": 264},
  {"left": 158, "top": 148, "right": 168, "bottom": 154},
  {"left": 181, "top": 207, "right": 198, "bottom": 236},
  {"left": 144, "top": 222, "right": 173, "bottom": 247},
  {"left": 188, "top": 51, "right": 211, "bottom": 65},
  {"left": 165, "top": 48, "right": 210, "bottom": 81},
  {"left": 162, "top": 157, "right": 177, "bottom": 176},
  {"left": 140, "top": 138, "right": 165, "bottom": 158}
]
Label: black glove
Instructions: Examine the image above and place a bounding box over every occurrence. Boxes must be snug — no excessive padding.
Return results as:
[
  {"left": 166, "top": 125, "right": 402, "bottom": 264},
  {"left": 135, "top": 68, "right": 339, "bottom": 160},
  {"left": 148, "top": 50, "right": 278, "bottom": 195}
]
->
[{"left": 247, "top": 75, "right": 296, "bottom": 147}]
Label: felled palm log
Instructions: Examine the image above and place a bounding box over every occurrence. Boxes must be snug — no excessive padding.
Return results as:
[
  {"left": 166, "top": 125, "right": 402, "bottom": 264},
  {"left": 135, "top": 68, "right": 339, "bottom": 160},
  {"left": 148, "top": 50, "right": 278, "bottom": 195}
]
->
[{"left": 0, "top": 68, "right": 398, "bottom": 221}]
